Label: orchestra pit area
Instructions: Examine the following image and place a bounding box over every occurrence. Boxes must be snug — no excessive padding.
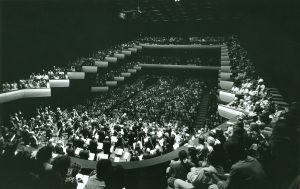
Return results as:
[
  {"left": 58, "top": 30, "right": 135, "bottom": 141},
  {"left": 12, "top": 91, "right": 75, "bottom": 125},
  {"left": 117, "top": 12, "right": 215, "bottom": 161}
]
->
[{"left": 0, "top": 1, "right": 300, "bottom": 189}]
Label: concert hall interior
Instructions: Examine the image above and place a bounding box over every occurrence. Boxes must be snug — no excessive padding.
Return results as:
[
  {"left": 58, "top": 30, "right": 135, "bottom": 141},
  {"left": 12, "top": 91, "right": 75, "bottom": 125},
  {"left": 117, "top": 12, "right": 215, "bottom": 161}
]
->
[{"left": 0, "top": 0, "right": 299, "bottom": 189}]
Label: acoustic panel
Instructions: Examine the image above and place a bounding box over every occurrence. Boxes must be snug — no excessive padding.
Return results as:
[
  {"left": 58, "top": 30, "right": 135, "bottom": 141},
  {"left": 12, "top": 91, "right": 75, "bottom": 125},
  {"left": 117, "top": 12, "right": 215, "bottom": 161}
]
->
[
  {"left": 0, "top": 90, "right": 24, "bottom": 103},
  {"left": 218, "top": 105, "right": 244, "bottom": 119},
  {"left": 121, "top": 50, "right": 132, "bottom": 56},
  {"left": 23, "top": 89, "right": 51, "bottom": 98},
  {"left": 105, "top": 57, "right": 118, "bottom": 63},
  {"left": 0, "top": 89, "right": 51, "bottom": 104},
  {"left": 219, "top": 72, "right": 232, "bottom": 81},
  {"left": 95, "top": 61, "right": 108, "bottom": 68},
  {"left": 67, "top": 72, "right": 85, "bottom": 79},
  {"left": 128, "top": 69, "right": 137, "bottom": 73},
  {"left": 105, "top": 81, "right": 118, "bottom": 86},
  {"left": 121, "top": 73, "right": 131, "bottom": 77},
  {"left": 221, "top": 66, "right": 231, "bottom": 73},
  {"left": 82, "top": 66, "right": 97, "bottom": 73},
  {"left": 134, "top": 45, "right": 143, "bottom": 50},
  {"left": 91, "top": 87, "right": 109, "bottom": 92},
  {"left": 221, "top": 55, "right": 230, "bottom": 61},
  {"left": 221, "top": 60, "right": 230, "bottom": 66},
  {"left": 49, "top": 80, "right": 70, "bottom": 87},
  {"left": 219, "top": 90, "right": 235, "bottom": 103},
  {"left": 114, "top": 77, "right": 125, "bottom": 82},
  {"left": 133, "top": 66, "right": 142, "bottom": 70},
  {"left": 140, "top": 64, "right": 219, "bottom": 70},
  {"left": 221, "top": 52, "right": 228, "bottom": 56},
  {"left": 114, "top": 53, "right": 125, "bottom": 59},
  {"left": 128, "top": 48, "right": 138, "bottom": 53},
  {"left": 219, "top": 81, "right": 234, "bottom": 90},
  {"left": 221, "top": 49, "right": 228, "bottom": 52},
  {"left": 140, "top": 44, "right": 222, "bottom": 50}
]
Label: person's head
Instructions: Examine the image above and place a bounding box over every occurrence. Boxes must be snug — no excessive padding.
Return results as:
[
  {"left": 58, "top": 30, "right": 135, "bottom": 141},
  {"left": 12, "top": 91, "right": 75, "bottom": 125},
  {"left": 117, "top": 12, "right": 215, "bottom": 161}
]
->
[
  {"left": 178, "top": 150, "right": 188, "bottom": 163},
  {"left": 79, "top": 149, "right": 89, "bottom": 160},
  {"left": 188, "top": 147, "right": 197, "bottom": 158},
  {"left": 52, "top": 155, "right": 71, "bottom": 178},
  {"left": 224, "top": 140, "right": 247, "bottom": 164},
  {"left": 96, "top": 159, "right": 112, "bottom": 180},
  {"left": 36, "top": 146, "right": 53, "bottom": 163},
  {"left": 198, "top": 135, "right": 205, "bottom": 145},
  {"left": 207, "top": 148, "right": 223, "bottom": 167}
]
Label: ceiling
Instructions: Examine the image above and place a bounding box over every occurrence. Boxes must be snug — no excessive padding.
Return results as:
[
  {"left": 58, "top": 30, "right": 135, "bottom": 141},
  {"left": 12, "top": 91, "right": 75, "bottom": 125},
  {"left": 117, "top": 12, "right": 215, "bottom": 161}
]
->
[{"left": 111, "top": 0, "right": 244, "bottom": 22}]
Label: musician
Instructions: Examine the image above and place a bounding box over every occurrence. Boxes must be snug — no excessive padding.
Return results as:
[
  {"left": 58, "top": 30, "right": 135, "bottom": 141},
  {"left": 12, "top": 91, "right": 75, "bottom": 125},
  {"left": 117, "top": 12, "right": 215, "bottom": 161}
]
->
[
  {"left": 97, "top": 128, "right": 106, "bottom": 143},
  {"left": 71, "top": 109, "right": 79, "bottom": 118},
  {"left": 103, "top": 136, "right": 111, "bottom": 156},
  {"left": 66, "top": 122, "right": 74, "bottom": 139},
  {"left": 88, "top": 137, "right": 98, "bottom": 154},
  {"left": 22, "top": 126, "right": 31, "bottom": 145},
  {"left": 66, "top": 143, "right": 75, "bottom": 157},
  {"left": 82, "top": 123, "right": 93, "bottom": 139},
  {"left": 45, "top": 125, "right": 52, "bottom": 141},
  {"left": 114, "top": 133, "right": 124, "bottom": 149}
]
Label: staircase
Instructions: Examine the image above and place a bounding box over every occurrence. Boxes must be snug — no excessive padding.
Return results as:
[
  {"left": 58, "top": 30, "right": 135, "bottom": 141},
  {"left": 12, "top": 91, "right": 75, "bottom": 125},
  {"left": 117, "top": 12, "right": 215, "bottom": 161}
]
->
[{"left": 194, "top": 91, "right": 210, "bottom": 130}]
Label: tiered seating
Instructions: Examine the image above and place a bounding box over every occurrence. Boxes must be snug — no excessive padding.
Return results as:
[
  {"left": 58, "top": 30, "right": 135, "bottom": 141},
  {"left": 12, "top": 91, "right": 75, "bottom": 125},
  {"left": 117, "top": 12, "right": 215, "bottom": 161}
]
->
[{"left": 0, "top": 36, "right": 292, "bottom": 189}]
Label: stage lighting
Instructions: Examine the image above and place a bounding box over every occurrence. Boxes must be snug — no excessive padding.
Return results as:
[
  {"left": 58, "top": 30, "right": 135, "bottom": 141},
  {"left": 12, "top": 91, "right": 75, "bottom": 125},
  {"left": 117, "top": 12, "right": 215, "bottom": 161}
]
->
[{"left": 119, "top": 12, "right": 126, "bottom": 19}]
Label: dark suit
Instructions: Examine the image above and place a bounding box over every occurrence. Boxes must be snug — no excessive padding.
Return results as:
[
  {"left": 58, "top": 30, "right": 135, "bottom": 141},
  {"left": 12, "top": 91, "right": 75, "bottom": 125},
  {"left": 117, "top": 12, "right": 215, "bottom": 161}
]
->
[
  {"left": 103, "top": 138, "right": 111, "bottom": 155},
  {"left": 89, "top": 140, "right": 98, "bottom": 154}
]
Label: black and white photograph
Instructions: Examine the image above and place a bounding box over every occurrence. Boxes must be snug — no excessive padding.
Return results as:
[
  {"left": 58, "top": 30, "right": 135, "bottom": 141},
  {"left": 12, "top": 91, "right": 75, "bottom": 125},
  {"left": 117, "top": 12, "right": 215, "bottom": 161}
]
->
[{"left": 0, "top": 0, "right": 299, "bottom": 189}]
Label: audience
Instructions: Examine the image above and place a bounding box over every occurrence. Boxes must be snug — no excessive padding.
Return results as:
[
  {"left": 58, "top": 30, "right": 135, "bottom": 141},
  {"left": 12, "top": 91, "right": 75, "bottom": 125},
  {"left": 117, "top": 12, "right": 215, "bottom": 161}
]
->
[
  {"left": 167, "top": 150, "right": 192, "bottom": 188},
  {"left": 0, "top": 66, "right": 68, "bottom": 93},
  {"left": 0, "top": 36, "right": 297, "bottom": 189},
  {"left": 137, "top": 55, "right": 218, "bottom": 66},
  {"left": 0, "top": 75, "right": 206, "bottom": 162},
  {"left": 85, "top": 159, "right": 112, "bottom": 189}
]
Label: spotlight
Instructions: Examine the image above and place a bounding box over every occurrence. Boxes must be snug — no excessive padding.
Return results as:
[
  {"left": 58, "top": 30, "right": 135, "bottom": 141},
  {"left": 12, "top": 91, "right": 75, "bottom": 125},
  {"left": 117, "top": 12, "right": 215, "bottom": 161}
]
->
[{"left": 119, "top": 12, "right": 126, "bottom": 19}]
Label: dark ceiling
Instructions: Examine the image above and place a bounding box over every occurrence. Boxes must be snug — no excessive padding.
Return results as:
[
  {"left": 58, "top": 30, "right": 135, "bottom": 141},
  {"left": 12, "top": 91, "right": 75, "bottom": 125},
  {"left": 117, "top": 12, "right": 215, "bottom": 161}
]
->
[{"left": 111, "top": 0, "right": 244, "bottom": 22}]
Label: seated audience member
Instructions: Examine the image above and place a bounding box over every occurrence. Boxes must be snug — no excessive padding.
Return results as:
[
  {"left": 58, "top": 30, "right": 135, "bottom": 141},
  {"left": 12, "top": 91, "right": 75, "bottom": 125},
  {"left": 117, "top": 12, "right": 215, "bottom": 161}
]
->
[
  {"left": 173, "top": 150, "right": 224, "bottom": 189},
  {"left": 188, "top": 147, "right": 200, "bottom": 168},
  {"left": 52, "top": 155, "right": 77, "bottom": 189},
  {"left": 85, "top": 159, "right": 113, "bottom": 189},
  {"left": 213, "top": 140, "right": 270, "bottom": 189},
  {"left": 52, "top": 155, "right": 71, "bottom": 180},
  {"left": 35, "top": 146, "right": 53, "bottom": 174},
  {"left": 167, "top": 150, "right": 192, "bottom": 188}
]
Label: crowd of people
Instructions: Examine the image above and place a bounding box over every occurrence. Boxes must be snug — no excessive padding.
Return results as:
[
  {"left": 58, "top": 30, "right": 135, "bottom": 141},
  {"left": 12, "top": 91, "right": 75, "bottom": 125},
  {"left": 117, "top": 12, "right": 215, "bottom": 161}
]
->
[
  {"left": 0, "top": 75, "right": 210, "bottom": 162},
  {"left": 0, "top": 40, "right": 139, "bottom": 94},
  {"left": 96, "top": 60, "right": 140, "bottom": 86},
  {"left": 0, "top": 74, "right": 213, "bottom": 188},
  {"left": 136, "top": 55, "right": 217, "bottom": 66},
  {"left": 0, "top": 35, "right": 298, "bottom": 189},
  {"left": 163, "top": 36, "right": 299, "bottom": 189},
  {"left": 137, "top": 36, "right": 229, "bottom": 45},
  {"left": 1, "top": 36, "right": 228, "bottom": 93},
  {"left": 0, "top": 66, "right": 69, "bottom": 93}
]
